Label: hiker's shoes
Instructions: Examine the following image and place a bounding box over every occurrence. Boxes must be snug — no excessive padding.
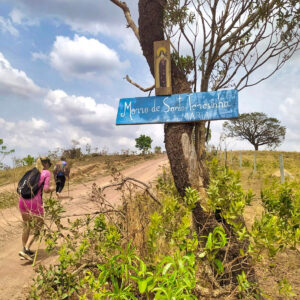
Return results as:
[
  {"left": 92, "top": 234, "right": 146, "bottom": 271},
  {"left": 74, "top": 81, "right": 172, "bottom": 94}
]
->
[
  {"left": 18, "top": 247, "right": 35, "bottom": 261},
  {"left": 18, "top": 251, "right": 33, "bottom": 261},
  {"left": 25, "top": 248, "right": 35, "bottom": 256}
]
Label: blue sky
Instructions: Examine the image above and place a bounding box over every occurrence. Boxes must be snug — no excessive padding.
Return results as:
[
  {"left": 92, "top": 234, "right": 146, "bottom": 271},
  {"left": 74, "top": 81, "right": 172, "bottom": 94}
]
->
[{"left": 0, "top": 0, "right": 299, "bottom": 165}]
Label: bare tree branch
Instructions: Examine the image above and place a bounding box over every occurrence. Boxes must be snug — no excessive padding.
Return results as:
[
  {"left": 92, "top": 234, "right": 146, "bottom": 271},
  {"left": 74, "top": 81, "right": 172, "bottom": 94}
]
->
[
  {"left": 110, "top": 0, "right": 140, "bottom": 41},
  {"left": 124, "top": 75, "right": 155, "bottom": 92}
]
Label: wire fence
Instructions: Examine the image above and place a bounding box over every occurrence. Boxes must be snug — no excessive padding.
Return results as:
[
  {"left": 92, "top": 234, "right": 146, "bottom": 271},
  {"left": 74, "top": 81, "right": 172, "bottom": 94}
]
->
[{"left": 213, "top": 150, "right": 288, "bottom": 183}]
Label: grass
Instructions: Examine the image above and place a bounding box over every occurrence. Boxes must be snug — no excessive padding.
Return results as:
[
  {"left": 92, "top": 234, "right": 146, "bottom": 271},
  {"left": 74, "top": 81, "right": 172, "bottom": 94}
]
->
[
  {"left": 217, "top": 150, "right": 300, "bottom": 196},
  {"left": 218, "top": 150, "right": 300, "bottom": 298},
  {"left": 0, "top": 153, "right": 164, "bottom": 208},
  {"left": 0, "top": 165, "right": 32, "bottom": 188},
  {"left": 0, "top": 190, "right": 18, "bottom": 209},
  {"left": 69, "top": 153, "right": 161, "bottom": 184},
  {"left": 0, "top": 153, "right": 162, "bottom": 188}
]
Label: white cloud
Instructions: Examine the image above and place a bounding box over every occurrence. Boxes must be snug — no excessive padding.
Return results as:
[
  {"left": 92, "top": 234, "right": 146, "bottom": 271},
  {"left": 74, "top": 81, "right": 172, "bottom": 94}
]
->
[
  {"left": 50, "top": 35, "right": 129, "bottom": 80},
  {"left": 43, "top": 89, "right": 141, "bottom": 146},
  {"left": 0, "top": 52, "right": 43, "bottom": 98},
  {"left": 7, "top": 0, "right": 138, "bottom": 36},
  {"left": 209, "top": 82, "right": 300, "bottom": 152},
  {"left": 0, "top": 117, "right": 53, "bottom": 150},
  {"left": 6, "top": 0, "right": 142, "bottom": 56},
  {"left": 279, "top": 92, "right": 300, "bottom": 126},
  {"left": 0, "top": 88, "right": 148, "bottom": 160},
  {"left": 9, "top": 9, "right": 24, "bottom": 24},
  {"left": 44, "top": 89, "right": 117, "bottom": 135},
  {"left": 31, "top": 51, "right": 48, "bottom": 62},
  {"left": 9, "top": 9, "right": 38, "bottom": 26},
  {"left": 0, "top": 16, "right": 18, "bottom": 36},
  {"left": 278, "top": 88, "right": 300, "bottom": 151},
  {"left": 0, "top": 53, "right": 141, "bottom": 158},
  {"left": 120, "top": 32, "right": 142, "bottom": 55}
]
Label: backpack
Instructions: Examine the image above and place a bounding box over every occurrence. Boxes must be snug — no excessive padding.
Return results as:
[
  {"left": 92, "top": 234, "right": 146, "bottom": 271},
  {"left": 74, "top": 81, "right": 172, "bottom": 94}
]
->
[
  {"left": 17, "top": 167, "right": 42, "bottom": 199},
  {"left": 55, "top": 161, "right": 69, "bottom": 177}
]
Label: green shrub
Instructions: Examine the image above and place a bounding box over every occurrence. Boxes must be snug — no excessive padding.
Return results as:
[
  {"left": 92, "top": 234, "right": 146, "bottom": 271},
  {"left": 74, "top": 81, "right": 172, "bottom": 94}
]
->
[{"left": 251, "top": 182, "right": 300, "bottom": 256}]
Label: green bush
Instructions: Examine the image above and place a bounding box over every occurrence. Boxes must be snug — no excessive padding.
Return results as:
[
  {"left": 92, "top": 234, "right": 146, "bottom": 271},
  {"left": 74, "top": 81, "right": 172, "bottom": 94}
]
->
[
  {"left": 251, "top": 182, "right": 300, "bottom": 256},
  {"left": 29, "top": 161, "right": 299, "bottom": 299}
]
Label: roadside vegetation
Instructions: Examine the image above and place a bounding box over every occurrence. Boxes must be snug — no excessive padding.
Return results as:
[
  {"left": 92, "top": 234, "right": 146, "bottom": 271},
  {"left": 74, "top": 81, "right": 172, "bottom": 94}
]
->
[
  {"left": 0, "top": 149, "right": 160, "bottom": 188},
  {"left": 0, "top": 146, "right": 162, "bottom": 210},
  {"left": 13, "top": 150, "right": 298, "bottom": 299}
]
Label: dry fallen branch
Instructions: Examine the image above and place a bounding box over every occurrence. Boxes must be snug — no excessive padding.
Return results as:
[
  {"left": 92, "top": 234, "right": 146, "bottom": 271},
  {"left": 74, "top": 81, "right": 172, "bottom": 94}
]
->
[
  {"left": 71, "top": 262, "right": 99, "bottom": 276},
  {"left": 62, "top": 209, "right": 126, "bottom": 219},
  {"left": 101, "top": 176, "right": 162, "bottom": 206},
  {"left": 124, "top": 75, "right": 155, "bottom": 93}
]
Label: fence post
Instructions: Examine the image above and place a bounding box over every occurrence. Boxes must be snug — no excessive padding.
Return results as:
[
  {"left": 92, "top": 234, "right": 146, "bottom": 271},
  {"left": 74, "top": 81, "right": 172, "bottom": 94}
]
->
[
  {"left": 254, "top": 151, "right": 257, "bottom": 173},
  {"left": 280, "top": 154, "right": 285, "bottom": 183},
  {"left": 239, "top": 152, "right": 242, "bottom": 168}
]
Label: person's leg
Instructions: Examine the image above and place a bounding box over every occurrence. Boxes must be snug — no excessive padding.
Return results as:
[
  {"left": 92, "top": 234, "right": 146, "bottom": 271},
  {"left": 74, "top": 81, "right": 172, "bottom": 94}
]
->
[
  {"left": 19, "top": 213, "right": 34, "bottom": 260},
  {"left": 60, "top": 176, "right": 66, "bottom": 192},
  {"left": 26, "top": 215, "right": 44, "bottom": 250},
  {"left": 57, "top": 175, "right": 65, "bottom": 193},
  {"left": 21, "top": 213, "right": 31, "bottom": 248},
  {"left": 56, "top": 178, "right": 60, "bottom": 193},
  {"left": 56, "top": 177, "right": 62, "bottom": 198}
]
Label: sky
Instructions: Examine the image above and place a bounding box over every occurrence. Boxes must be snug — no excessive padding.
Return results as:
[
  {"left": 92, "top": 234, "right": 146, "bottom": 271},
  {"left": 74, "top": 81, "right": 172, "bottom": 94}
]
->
[{"left": 0, "top": 0, "right": 299, "bottom": 166}]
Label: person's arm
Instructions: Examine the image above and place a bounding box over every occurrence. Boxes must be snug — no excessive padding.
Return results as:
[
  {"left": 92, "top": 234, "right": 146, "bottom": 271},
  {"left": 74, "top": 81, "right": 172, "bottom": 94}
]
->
[{"left": 43, "top": 171, "right": 54, "bottom": 193}]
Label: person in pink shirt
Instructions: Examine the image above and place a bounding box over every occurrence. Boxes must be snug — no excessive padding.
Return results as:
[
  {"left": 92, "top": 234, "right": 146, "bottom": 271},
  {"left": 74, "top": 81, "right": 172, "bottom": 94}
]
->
[{"left": 18, "top": 157, "right": 53, "bottom": 261}]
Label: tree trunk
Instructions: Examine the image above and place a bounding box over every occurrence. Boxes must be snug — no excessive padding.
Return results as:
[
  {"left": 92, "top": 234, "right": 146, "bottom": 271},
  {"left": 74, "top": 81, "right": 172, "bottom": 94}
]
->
[
  {"left": 254, "top": 144, "right": 259, "bottom": 151},
  {"left": 138, "top": 0, "right": 208, "bottom": 199},
  {"left": 138, "top": 0, "right": 256, "bottom": 291}
]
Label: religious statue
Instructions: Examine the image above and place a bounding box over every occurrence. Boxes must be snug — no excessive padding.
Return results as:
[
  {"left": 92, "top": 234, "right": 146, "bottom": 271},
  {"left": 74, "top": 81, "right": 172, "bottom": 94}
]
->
[{"left": 158, "top": 50, "right": 167, "bottom": 87}]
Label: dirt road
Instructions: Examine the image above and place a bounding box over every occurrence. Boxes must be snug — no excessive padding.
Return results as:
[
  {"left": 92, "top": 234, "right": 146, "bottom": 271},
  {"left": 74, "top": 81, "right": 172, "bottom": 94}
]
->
[{"left": 0, "top": 155, "right": 169, "bottom": 300}]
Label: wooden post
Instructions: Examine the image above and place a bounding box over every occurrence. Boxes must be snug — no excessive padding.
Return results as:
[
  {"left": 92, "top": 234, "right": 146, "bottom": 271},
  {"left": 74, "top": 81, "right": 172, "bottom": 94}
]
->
[
  {"left": 254, "top": 151, "right": 257, "bottom": 173},
  {"left": 154, "top": 40, "right": 172, "bottom": 96},
  {"left": 280, "top": 154, "right": 285, "bottom": 183},
  {"left": 240, "top": 152, "right": 242, "bottom": 168}
]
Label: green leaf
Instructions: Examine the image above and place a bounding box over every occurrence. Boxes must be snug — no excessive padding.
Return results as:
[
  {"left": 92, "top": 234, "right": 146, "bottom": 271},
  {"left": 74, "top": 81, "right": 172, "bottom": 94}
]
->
[
  {"left": 214, "top": 259, "right": 224, "bottom": 274},
  {"left": 139, "top": 260, "right": 146, "bottom": 275},
  {"left": 206, "top": 233, "right": 213, "bottom": 250},
  {"left": 162, "top": 262, "right": 173, "bottom": 275},
  {"left": 138, "top": 279, "right": 148, "bottom": 293},
  {"left": 178, "top": 259, "right": 184, "bottom": 272}
]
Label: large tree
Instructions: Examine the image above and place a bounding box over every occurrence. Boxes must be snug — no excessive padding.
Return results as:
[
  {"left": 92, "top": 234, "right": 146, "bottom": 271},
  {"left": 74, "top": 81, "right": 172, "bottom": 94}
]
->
[
  {"left": 135, "top": 134, "right": 153, "bottom": 154},
  {"left": 223, "top": 112, "right": 286, "bottom": 150},
  {"left": 111, "top": 0, "right": 299, "bottom": 199},
  {"left": 110, "top": 0, "right": 299, "bottom": 293}
]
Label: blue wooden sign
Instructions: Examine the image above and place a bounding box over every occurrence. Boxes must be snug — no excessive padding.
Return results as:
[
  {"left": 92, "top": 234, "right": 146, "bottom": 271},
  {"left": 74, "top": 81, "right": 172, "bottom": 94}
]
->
[{"left": 116, "top": 89, "right": 238, "bottom": 125}]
